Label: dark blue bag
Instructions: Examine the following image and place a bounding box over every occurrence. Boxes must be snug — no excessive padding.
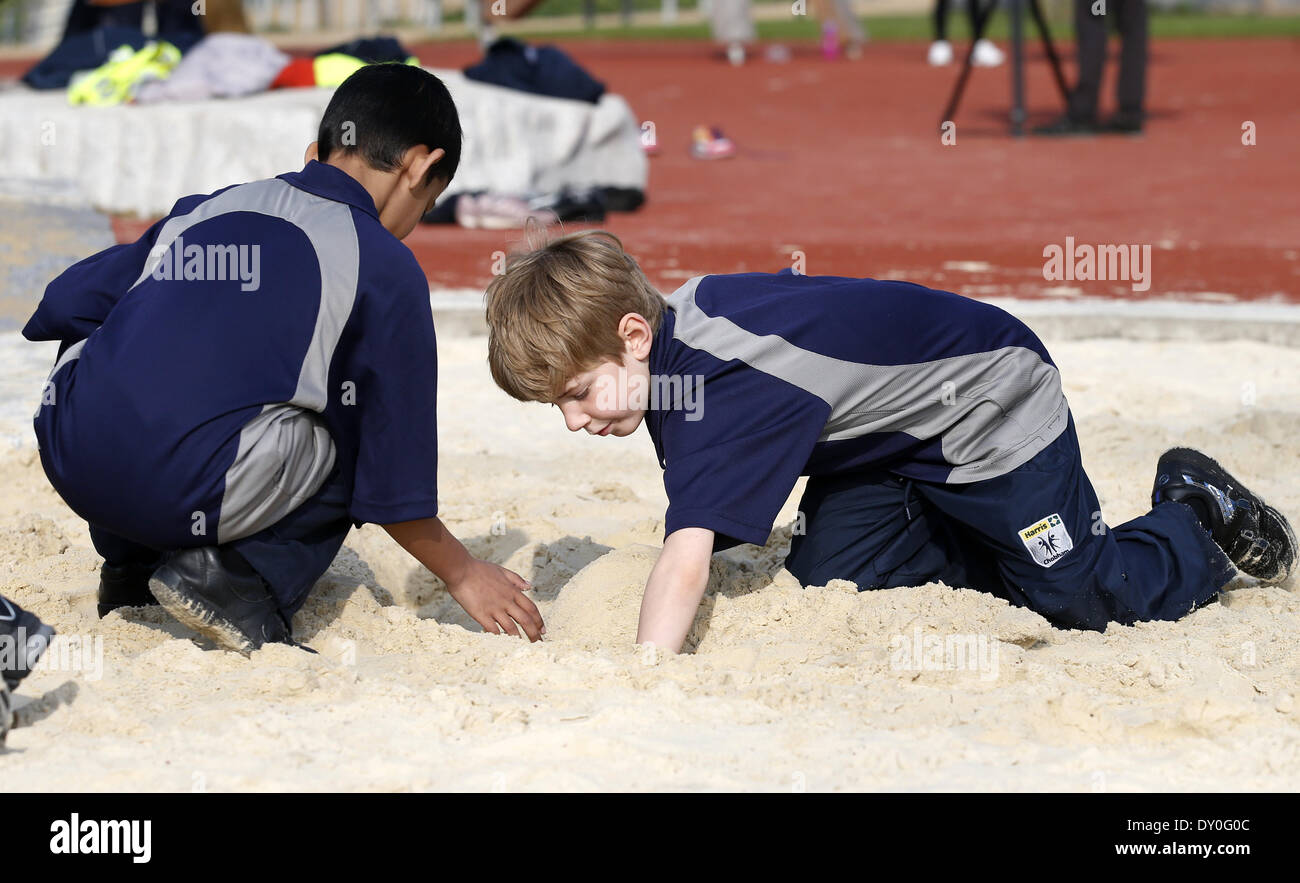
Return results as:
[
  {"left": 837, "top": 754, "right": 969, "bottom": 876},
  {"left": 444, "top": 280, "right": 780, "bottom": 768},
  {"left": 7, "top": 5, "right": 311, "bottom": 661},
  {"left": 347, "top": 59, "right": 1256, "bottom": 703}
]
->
[
  {"left": 464, "top": 37, "right": 605, "bottom": 104},
  {"left": 316, "top": 36, "right": 414, "bottom": 64}
]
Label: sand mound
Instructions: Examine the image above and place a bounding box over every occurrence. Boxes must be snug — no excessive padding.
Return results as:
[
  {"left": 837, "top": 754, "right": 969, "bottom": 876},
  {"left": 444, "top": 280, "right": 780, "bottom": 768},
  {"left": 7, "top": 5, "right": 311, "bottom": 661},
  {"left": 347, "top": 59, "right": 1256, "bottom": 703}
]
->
[{"left": 545, "top": 544, "right": 659, "bottom": 648}]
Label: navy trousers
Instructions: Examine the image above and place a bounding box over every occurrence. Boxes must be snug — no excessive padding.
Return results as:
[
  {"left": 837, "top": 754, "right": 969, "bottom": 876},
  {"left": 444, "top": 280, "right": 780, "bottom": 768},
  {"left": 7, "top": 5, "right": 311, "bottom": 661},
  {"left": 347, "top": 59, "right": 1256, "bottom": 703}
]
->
[
  {"left": 1068, "top": 0, "right": 1149, "bottom": 123},
  {"left": 785, "top": 417, "right": 1234, "bottom": 631},
  {"left": 90, "top": 469, "right": 353, "bottom": 620}
]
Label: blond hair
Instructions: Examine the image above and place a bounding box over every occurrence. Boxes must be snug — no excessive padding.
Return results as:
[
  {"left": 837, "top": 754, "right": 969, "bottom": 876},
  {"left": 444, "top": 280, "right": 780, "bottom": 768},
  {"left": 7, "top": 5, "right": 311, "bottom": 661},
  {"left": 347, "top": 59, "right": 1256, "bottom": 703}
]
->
[{"left": 485, "top": 230, "right": 664, "bottom": 402}]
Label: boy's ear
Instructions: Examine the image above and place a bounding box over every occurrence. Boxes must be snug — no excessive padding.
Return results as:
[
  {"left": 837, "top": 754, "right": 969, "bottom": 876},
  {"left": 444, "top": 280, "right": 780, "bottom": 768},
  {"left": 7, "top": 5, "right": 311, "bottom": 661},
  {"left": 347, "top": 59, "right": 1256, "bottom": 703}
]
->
[
  {"left": 406, "top": 146, "right": 446, "bottom": 189},
  {"left": 304, "top": 141, "right": 320, "bottom": 164},
  {"left": 619, "top": 313, "right": 653, "bottom": 360}
]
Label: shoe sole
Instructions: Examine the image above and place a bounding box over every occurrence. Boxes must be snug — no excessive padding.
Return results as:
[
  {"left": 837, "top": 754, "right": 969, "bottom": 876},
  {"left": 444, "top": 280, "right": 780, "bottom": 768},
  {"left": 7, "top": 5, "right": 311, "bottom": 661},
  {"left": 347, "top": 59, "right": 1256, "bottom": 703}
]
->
[
  {"left": 1253, "top": 504, "right": 1298, "bottom": 586},
  {"left": 149, "top": 570, "right": 257, "bottom": 655}
]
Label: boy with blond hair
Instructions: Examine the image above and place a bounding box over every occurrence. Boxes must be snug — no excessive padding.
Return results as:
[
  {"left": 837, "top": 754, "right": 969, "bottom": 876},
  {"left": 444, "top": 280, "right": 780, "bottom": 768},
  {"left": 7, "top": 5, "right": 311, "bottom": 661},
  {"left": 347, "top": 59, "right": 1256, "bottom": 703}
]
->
[{"left": 486, "top": 231, "right": 1296, "bottom": 653}]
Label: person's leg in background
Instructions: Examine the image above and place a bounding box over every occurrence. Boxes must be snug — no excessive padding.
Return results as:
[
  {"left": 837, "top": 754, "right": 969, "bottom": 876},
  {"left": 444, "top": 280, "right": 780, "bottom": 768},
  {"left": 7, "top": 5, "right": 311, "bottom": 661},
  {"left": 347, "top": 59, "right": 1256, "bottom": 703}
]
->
[
  {"left": 60, "top": 0, "right": 145, "bottom": 39},
  {"left": 912, "top": 417, "right": 1234, "bottom": 631},
  {"left": 1036, "top": 0, "right": 1107, "bottom": 133},
  {"left": 812, "top": 0, "right": 867, "bottom": 59},
  {"left": 930, "top": 0, "right": 955, "bottom": 65},
  {"left": 831, "top": 0, "right": 868, "bottom": 47},
  {"left": 929, "top": 0, "right": 1004, "bottom": 68},
  {"left": 153, "top": 0, "right": 208, "bottom": 38},
  {"left": 1068, "top": 0, "right": 1109, "bottom": 124},
  {"left": 1108, "top": 0, "right": 1148, "bottom": 131},
  {"left": 968, "top": 0, "right": 1005, "bottom": 67},
  {"left": 709, "top": 0, "right": 756, "bottom": 65}
]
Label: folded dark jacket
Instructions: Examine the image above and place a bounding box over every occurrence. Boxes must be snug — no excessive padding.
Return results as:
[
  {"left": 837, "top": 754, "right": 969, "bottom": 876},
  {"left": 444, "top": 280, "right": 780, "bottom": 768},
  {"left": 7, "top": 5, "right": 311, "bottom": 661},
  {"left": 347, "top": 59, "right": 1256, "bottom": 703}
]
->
[
  {"left": 317, "top": 36, "right": 414, "bottom": 64},
  {"left": 464, "top": 37, "right": 604, "bottom": 104}
]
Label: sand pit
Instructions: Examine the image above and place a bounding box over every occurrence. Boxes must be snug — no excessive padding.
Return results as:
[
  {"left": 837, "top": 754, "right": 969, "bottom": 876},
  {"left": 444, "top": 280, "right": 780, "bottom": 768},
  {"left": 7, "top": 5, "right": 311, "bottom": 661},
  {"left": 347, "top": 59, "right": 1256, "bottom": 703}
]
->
[{"left": 1, "top": 329, "right": 1298, "bottom": 791}]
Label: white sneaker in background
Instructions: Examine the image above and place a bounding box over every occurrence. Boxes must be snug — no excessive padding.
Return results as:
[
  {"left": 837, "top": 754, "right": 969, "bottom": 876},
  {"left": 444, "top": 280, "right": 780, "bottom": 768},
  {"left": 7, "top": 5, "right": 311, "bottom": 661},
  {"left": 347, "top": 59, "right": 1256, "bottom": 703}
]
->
[
  {"left": 972, "top": 38, "right": 1005, "bottom": 67},
  {"left": 928, "top": 40, "right": 954, "bottom": 66},
  {"left": 726, "top": 42, "right": 746, "bottom": 66}
]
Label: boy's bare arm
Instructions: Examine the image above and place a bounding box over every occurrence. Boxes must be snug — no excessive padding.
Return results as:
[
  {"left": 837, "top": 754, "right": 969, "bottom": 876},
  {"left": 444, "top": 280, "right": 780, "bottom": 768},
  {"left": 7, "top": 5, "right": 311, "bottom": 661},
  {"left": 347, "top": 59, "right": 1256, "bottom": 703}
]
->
[
  {"left": 383, "top": 517, "right": 544, "bottom": 641},
  {"left": 636, "top": 527, "right": 715, "bottom": 654}
]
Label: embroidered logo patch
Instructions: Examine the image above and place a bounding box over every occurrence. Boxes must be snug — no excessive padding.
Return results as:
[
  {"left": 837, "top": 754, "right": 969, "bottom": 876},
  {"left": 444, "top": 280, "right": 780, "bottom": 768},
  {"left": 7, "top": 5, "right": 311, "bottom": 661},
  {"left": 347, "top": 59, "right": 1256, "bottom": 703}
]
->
[{"left": 1018, "top": 513, "right": 1073, "bottom": 567}]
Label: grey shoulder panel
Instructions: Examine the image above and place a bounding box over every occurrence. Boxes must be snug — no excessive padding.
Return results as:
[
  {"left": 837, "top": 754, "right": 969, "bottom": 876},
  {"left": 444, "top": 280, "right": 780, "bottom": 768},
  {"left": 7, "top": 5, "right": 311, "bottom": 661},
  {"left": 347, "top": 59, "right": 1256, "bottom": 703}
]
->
[
  {"left": 130, "top": 178, "right": 361, "bottom": 412},
  {"left": 665, "top": 275, "right": 1068, "bottom": 483}
]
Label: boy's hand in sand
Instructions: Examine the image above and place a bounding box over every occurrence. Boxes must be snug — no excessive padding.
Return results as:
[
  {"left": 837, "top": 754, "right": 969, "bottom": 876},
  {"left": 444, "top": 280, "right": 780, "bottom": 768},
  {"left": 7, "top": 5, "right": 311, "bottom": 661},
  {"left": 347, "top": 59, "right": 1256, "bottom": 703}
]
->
[
  {"left": 444, "top": 559, "right": 544, "bottom": 641},
  {"left": 383, "top": 517, "right": 544, "bottom": 641}
]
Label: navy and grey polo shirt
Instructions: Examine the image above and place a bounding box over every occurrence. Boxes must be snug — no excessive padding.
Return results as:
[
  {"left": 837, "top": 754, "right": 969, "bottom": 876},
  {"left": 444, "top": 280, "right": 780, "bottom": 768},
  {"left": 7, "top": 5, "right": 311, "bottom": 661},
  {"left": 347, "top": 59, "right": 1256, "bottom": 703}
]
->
[
  {"left": 24, "top": 161, "right": 439, "bottom": 548},
  {"left": 645, "top": 273, "right": 1069, "bottom": 548}
]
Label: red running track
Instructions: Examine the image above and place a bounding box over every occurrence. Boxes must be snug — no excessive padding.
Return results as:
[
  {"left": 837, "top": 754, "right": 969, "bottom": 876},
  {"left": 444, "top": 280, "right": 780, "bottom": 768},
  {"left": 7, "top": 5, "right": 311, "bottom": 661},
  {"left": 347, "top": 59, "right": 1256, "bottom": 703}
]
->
[{"left": 16, "top": 36, "right": 1290, "bottom": 303}]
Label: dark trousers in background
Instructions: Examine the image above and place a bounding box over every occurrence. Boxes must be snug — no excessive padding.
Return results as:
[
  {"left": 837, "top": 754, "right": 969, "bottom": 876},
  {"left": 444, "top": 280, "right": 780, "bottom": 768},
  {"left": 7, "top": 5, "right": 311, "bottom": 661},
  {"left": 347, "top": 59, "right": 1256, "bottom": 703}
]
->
[
  {"left": 785, "top": 416, "right": 1234, "bottom": 632},
  {"left": 933, "top": 0, "right": 982, "bottom": 41},
  {"left": 61, "top": 0, "right": 205, "bottom": 39},
  {"left": 1069, "top": 0, "right": 1148, "bottom": 123},
  {"left": 90, "top": 470, "right": 354, "bottom": 620}
]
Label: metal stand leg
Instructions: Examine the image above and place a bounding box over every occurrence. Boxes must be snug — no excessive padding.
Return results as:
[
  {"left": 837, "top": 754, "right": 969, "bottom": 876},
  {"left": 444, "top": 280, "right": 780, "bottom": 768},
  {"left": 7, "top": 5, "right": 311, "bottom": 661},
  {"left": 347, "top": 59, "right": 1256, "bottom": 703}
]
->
[
  {"left": 939, "top": 0, "right": 997, "bottom": 129},
  {"left": 1028, "top": 0, "right": 1070, "bottom": 103},
  {"left": 1009, "top": 0, "right": 1026, "bottom": 135}
]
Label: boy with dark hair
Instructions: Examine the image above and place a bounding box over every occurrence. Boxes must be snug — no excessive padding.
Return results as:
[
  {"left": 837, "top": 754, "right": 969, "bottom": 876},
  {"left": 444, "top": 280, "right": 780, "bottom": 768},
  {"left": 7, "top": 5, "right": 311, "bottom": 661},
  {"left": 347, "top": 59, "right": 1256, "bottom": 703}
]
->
[
  {"left": 25, "top": 64, "right": 543, "bottom": 653},
  {"left": 485, "top": 230, "right": 1296, "bottom": 654}
]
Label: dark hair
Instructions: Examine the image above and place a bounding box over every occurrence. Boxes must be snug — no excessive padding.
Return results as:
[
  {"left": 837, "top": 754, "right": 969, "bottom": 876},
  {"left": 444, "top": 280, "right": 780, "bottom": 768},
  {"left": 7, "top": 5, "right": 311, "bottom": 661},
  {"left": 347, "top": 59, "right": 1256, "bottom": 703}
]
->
[{"left": 317, "top": 64, "right": 462, "bottom": 186}]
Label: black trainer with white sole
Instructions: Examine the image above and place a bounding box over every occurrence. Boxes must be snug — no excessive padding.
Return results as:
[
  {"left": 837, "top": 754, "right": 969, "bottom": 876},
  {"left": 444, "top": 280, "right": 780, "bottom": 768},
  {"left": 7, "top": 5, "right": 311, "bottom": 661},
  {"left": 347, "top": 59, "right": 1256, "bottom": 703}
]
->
[
  {"left": 0, "top": 594, "right": 56, "bottom": 692},
  {"left": 149, "top": 547, "right": 292, "bottom": 654},
  {"left": 1152, "top": 447, "right": 1297, "bottom": 585},
  {"left": 98, "top": 559, "right": 162, "bottom": 618}
]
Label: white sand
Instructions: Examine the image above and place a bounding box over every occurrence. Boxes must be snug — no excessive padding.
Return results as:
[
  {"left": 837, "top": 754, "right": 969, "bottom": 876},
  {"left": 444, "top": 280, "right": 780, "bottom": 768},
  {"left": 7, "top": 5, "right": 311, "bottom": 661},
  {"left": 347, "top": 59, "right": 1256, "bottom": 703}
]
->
[{"left": 1, "top": 330, "right": 1298, "bottom": 791}]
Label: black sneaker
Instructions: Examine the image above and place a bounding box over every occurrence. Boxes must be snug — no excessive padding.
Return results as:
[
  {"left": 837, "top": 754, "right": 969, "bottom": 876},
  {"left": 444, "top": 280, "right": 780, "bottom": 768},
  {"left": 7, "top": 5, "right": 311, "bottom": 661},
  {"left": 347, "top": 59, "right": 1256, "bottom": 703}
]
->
[
  {"left": 1152, "top": 447, "right": 1297, "bottom": 585},
  {"left": 0, "top": 595, "right": 56, "bottom": 691},
  {"left": 1102, "top": 113, "right": 1144, "bottom": 135},
  {"left": 149, "top": 547, "right": 292, "bottom": 654},
  {"left": 98, "top": 559, "right": 162, "bottom": 619},
  {"left": 1032, "top": 114, "right": 1100, "bottom": 136}
]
